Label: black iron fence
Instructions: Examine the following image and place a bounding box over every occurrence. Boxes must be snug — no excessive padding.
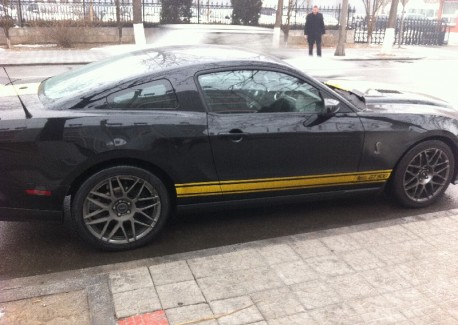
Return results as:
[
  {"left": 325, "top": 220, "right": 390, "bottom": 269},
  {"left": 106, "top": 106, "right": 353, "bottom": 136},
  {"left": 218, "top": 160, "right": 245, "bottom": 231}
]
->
[
  {"left": 1, "top": 1, "right": 355, "bottom": 28},
  {"left": 352, "top": 16, "right": 449, "bottom": 45}
]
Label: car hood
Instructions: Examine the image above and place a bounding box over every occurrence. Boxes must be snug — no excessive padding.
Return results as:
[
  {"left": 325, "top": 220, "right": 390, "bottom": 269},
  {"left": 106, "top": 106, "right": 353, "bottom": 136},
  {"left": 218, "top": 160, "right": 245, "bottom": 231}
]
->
[{"left": 325, "top": 80, "right": 457, "bottom": 118}]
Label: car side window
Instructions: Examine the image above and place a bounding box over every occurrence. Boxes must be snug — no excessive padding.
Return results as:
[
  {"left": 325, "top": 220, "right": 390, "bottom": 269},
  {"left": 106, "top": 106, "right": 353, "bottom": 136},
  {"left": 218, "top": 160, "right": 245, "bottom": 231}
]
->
[
  {"left": 198, "top": 70, "right": 324, "bottom": 114},
  {"left": 106, "top": 79, "right": 178, "bottom": 110}
]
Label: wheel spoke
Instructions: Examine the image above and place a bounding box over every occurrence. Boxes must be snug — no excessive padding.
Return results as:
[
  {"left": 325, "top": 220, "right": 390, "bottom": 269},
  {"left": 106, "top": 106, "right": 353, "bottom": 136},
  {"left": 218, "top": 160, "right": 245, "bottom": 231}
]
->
[
  {"left": 99, "top": 220, "right": 111, "bottom": 239},
  {"left": 87, "top": 197, "right": 109, "bottom": 210},
  {"left": 137, "top": 210, "right": 156, "bottom": 222},
  {"left": 89, "top": 191, "right": 112, "bottom": 200},
  {"left": 133, "top": 182, "right": 146, "bottom": 202},
  {"left": 108, "top": 178, "right": 115, "bottom": 198},
  {"left": 107, "top": 223, "right": 121, "bottom": 240},
  {"left": 137, "top": 195, "right": 158, "bottom": 202},
  {"left": 86, "top": 217, "right": 110, "bottom": 225},
  {"left": 138, "top": 202, "right": 159, "bottom": 211},
  {"left": 126, "top": 178, "right": 140, "bottom": 195},
  {"left": 131, "top": 220, "right": 137, "bottom": 240},
  {"left": 84, "top": 208, "right": 107, "bottom": 220},
  {"left": 134, "top": 220, "right": 152, "bottom": 227},
  {"left": 116, "top": 176, "right": 126, "bottom": 195},
  {"left": 434, "top": 165, "right": 449, "bottom": 175},
  {"left": 120, "top": 223, "right": 129, "bottom": 243},
  {"left": 405, "top": 182, "right": 419, "bottom": 191}
]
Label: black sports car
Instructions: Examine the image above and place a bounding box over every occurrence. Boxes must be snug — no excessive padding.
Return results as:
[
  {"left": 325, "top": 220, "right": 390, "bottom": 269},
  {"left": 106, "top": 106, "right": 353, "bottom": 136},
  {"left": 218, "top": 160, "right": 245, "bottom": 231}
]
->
[{"left": 1, "top": 46, "right": 457, "bottom": 250}]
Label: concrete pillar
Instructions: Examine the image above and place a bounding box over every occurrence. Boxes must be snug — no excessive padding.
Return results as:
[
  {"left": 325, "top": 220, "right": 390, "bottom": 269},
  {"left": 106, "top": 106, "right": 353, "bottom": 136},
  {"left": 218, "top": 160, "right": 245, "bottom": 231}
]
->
[
  {"left": 133, "top": 23, "right": 146, "bottom": 45},
  {"left": 381, "top": 27, "right": 395, "bottom": 55},
  {"left": 272, "top": 27, "right": 282, "bottom": 48}
]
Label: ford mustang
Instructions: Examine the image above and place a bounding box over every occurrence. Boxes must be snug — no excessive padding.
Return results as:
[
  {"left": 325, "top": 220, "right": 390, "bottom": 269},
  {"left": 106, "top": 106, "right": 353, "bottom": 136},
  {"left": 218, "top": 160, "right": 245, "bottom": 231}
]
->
[{"left": 0, "top": 46, "right": 457, "bottom": 250}]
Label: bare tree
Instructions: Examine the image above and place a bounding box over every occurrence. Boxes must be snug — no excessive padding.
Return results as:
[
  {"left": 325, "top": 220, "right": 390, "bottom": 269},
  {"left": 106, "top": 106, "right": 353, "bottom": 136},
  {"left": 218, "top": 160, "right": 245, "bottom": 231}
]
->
[
  {"left": 397, "top": 0, "right": 410, "bottom": 47},
  {"left": 361, "top": 0, "right": 385, "bottom": 43},
  {"left": 284, "top": 0, "right": 294, "bottom": 45},
  {"left": 335, "top": 0, "right": 349, "bottom": 56},
  {"left": 0, "top": 2, "right": 14, "bottom": 49},
  {"left": 272, "top": 0, "right": 284, "bottom": 47},
  {"left": 132, "top": 0, "right": 142, "bottom": 24},
  {"left": 381, "top": 0, "right": 399, "bottom": 54}
]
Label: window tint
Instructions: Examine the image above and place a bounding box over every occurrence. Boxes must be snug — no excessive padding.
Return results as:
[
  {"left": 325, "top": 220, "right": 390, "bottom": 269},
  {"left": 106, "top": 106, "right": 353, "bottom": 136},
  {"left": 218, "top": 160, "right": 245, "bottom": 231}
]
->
[
  {"left": 198, "top": 70, "right": 323, "bottom": 114},
  {"left": 106, "top": 79, "right": 178, "bottom": 110}
]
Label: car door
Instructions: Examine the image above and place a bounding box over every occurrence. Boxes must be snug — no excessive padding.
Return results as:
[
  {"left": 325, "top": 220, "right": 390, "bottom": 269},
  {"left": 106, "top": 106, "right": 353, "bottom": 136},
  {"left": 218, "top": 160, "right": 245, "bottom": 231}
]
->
[
  {"left": 78, "top": 77, "right": 220, "bottom": 202},
  {"left": 198, "top": 68, "right": 370, "bottom": 199}
]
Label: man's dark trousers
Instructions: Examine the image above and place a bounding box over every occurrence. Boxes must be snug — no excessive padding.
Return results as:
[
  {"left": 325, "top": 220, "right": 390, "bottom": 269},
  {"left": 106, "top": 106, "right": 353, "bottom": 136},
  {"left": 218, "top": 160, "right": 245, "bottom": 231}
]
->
[{"left": 307, "top": 35, "right": 322, "bottom": 56}]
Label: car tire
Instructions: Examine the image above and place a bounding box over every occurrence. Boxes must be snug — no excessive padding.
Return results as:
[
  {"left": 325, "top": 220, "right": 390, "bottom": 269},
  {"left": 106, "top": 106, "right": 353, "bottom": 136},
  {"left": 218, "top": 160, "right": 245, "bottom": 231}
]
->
[
  {"left": 71, "top": 166, "right": 170, "bottom": 250},
  {"left": 391, "top": 140, "right": 455, "bottom": 208}
]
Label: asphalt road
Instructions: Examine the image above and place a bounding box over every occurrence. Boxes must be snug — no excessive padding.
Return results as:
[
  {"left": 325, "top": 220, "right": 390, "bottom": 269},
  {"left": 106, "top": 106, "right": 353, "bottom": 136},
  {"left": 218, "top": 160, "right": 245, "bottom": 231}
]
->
[{"left": 1, "top": 57, "right": 457, "bottom": 280}]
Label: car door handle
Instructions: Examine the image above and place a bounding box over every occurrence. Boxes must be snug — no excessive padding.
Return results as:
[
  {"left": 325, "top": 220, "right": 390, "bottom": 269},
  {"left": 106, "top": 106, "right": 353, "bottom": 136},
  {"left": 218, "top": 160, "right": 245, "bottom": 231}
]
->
[{"left": 218, "top": 129, "right": 248, "bottom": 143}]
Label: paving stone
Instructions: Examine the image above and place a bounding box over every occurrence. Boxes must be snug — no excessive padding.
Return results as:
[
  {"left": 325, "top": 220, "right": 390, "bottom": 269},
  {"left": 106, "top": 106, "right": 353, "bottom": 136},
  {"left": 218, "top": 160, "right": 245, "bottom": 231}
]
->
[
  {"left": 267, "top": 312, "right": 316, "bottom": 325},
  {"left": 209, "top": 296, "right": 263, "bottom": 325},
  {"left": 417, "top": 276, "right": 458, "bottom": 304},
  {"left": 271, "top": 260, "right": 318, "bottom": 285},
  {"left": 166, "top": 303, "right": 217, "bottom": 325},
  {"left": 118, "top": 310, "right": 168, "bottom": 325},
  {"left": 305, "top": 254, "right": 354, "bottom": 277},
  {"left": 0, "top": 290, "right": 90, "bottom": 325},
  {"left": 109, "top": 267, "right": 153, "bottom": 294},
  {"left": 339, "top": 249, "right": 386, "bottom": 272},
  {"left": 149, "top": 260, "right": 194, "bottom": 286},
  {"left": 246, "top": 322, "right": 267, "bottom": 325},
  {"left": 320, "top": 234, "right": 362, "bottom": 252},
  {"left": 197, "top": 267, "right": 284, "bottom": 301},
  {"left": 112, "top": 286, "right": 162, "bottom": 319},
  {"left": 346, "top": 295, "right": 407, "bottom": 323},
  {"left": 187, "top": 249, "right": 267, "bottom": 279},
  {"left": 367, "top": 240, "right": 433, "bottom": 265},
  {"left": 375, "top": 225, "right": 419, "bottom": 243},
  {"left": 308, "top": 303, "right": 364, "bottom": 325},
  {"left": 359, "top": 266, "right": 412, "bottom": 294},
  {"left": 396, "top": 259, "right": 458, "bottom": 286},
  {"left": 289, "top": 238, "right": 332, "bottom": 259},
  {"left": 422, "top": 232, "right": 458, "bottom": 249},
  {"left": 406, "top": 309, "right": 458, "bottom": 325},
  {"left": 292, "top": 279, "right": 341, "bottom": 310},
  {"left": 156, "top": 280, "right": 206, "bottom": 309},
  {"left": 326, "top": 273, "right": 378, "bottom": 300},
  {"left": 348, "top": 229, "right": 392, "bottom": 246},
  {"left": 250, "top": 287, "right": 305, "bottom": 320},
  {"left": 427, "top": 217, "right": 458, "bottom": 233},
  {"left": 402, "top": 220, "right": 448, "bottom": 237},
  {"left": 437, "top": 298, "right": 458, "bottom": 320},
  {"left": 382, "top": 287, "right": 438, "bottom": 319},
  {"left": 256, "top": 243, "right": 300, "bottom": 265}
]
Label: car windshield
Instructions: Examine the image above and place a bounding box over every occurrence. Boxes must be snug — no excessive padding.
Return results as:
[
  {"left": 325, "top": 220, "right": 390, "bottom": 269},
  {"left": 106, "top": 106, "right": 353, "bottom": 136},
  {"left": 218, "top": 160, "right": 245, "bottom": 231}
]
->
[{"left": 40, "top": 50, "right": 164, "bottom": 101}]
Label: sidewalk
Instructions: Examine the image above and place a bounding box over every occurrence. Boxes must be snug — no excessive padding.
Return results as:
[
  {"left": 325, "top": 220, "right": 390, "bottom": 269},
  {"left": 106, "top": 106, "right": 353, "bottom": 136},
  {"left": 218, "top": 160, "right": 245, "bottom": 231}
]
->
[
  {"left": 1, "top": 44, "right": 457, "bottom": 66},
  {"left": 1, "top": 208, "right": 457, "bottom": 325}
]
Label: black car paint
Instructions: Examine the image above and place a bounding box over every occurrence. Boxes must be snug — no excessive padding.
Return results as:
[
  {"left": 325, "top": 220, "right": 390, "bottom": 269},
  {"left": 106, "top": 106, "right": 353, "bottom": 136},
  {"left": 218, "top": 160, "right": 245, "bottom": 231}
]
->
[{"left": 0, "top": 48, "right": 457, "bottom": 222}]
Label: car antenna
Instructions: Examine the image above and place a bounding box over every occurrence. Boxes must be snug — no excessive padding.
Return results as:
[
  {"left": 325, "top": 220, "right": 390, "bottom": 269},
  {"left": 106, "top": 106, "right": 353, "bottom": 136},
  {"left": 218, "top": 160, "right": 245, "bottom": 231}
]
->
[{"left": 2, "top": 67, "right": 33, "bottom": 119}]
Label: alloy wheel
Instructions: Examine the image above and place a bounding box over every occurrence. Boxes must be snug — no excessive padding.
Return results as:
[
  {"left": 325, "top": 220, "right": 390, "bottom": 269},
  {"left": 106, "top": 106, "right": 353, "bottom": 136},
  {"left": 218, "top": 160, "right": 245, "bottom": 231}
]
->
[
  {"left": 403, "top": 148, "right": 450, "bottom": 203},
  {"left": 82, "top": 175, "right": 161, "bottom": 244}
]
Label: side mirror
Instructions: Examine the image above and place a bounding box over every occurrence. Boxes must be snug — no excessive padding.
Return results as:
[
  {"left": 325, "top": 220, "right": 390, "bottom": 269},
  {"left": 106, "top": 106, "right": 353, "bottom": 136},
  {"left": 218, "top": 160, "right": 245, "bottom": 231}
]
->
[{"left": 322, "top": 98, "right": 340, "bottom": 115}]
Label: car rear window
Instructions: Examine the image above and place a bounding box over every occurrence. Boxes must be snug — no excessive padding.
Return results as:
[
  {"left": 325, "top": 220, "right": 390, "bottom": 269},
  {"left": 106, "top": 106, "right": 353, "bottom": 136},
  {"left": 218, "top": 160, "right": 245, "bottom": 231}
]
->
[{"left": 40, "top": 50, "right": 163, "bottom": 101}]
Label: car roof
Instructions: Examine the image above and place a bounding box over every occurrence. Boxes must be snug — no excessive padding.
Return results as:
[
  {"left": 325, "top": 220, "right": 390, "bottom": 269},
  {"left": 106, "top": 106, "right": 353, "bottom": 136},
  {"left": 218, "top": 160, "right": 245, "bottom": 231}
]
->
[{"left": 127, "top": 45, "right": 286, "bottom": 72}]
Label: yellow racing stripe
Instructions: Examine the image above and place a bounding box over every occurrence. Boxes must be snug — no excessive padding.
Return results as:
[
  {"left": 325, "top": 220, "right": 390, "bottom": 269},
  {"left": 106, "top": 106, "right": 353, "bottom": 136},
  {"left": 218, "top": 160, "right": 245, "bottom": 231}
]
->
[{"left": 175, "top": 170, "right": 392, "bottom": 198}]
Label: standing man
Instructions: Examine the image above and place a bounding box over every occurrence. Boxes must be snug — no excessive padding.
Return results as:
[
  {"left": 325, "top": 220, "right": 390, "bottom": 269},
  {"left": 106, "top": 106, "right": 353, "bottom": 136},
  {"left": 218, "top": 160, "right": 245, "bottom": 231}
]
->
[{"left": 304, "top": 5, "right": 325, "bottom": 56}]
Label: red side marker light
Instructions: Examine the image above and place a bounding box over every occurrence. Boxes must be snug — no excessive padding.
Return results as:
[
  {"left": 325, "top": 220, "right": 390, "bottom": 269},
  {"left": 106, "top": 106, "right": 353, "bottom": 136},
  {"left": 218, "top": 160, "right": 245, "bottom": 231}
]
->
[{"left": 26, "top": 189, "right": 52, "bottom": 196}]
